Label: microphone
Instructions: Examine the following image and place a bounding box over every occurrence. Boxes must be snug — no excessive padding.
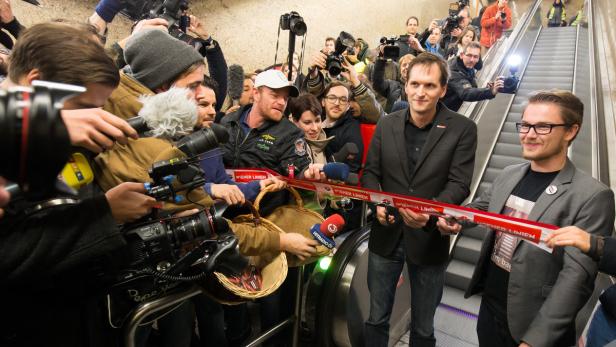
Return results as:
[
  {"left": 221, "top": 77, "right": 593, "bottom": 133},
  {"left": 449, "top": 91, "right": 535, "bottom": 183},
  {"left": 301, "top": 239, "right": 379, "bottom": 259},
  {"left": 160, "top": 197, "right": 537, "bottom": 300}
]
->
[
  {"left": 309, "top": 214, "right": 345, "bottom": 249},
  {"left": 126, "top": 88, "right": 198, "bottom": 139},
  {"left": 331, "top": 143, "right": 359, "bottom": 163},
  {"left": 228, "top": 64, "right": 245, "bottom": 106},
  {"left": 322, "top": 162, "right": 359, "bottom": 185}
]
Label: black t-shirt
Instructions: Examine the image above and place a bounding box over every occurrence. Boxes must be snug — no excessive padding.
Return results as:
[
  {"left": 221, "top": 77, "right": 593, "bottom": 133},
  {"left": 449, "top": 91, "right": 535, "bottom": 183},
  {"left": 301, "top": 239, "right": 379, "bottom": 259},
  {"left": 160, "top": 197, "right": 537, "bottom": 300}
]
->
[
  {"left": 404, "top": 116, "right": 433, "bottom": 175},
  {"left": 483, "top": 169, "right": 559, "bottom": 318}
]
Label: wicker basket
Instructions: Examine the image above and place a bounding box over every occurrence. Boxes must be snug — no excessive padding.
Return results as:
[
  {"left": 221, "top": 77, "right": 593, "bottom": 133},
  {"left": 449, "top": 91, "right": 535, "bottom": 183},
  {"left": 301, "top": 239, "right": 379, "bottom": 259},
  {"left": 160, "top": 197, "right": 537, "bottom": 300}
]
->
[
  {"left": 254, "top": 186, "right": 331, "bottom": 267},
  {"left": 198, "top": 202, "right": 288, "bottom": 305}
]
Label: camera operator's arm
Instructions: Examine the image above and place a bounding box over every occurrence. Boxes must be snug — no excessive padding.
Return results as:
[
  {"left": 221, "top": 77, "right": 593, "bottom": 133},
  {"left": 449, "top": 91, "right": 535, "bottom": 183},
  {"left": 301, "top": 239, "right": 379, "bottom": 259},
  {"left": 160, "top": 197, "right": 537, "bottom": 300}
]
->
[
  {"left": 61, "top": 108, "right": 138, "bottom": 153},
  {"left": 306, "top": 50, "right": 328, "bottom": 96},
  {"left": 0, "top": 0, "right": 24, "bottom": 49},
  {"left": 188, "top": 15, "right": 228, "bottom": 111},
  {"left": 110, "top": 18, "right": 169, "bottom": 68},
  {"left": 341, "top": 58, "right": 383, "bottom": 123},
  {"left": 0, "top": 177, "right": 9, "bottom": 219},
  {"left": 448, "top": 76, "right": 498, "bottom": 103}
]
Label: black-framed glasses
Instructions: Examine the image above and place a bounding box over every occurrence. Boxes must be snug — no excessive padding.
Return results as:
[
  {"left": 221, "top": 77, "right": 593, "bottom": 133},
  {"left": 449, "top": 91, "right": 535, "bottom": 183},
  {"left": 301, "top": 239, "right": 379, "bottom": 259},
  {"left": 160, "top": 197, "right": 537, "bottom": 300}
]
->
[
  {"left": 324, "top": 95, "right": 349, "bottom": 105},
  {"left": 515, "top": 122, "right": 570, "bottom": 135}
]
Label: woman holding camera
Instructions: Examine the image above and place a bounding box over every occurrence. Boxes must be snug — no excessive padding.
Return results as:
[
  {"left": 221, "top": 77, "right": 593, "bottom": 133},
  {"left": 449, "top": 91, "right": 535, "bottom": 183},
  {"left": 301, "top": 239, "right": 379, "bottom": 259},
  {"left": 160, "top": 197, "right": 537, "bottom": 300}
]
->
[{"left": 480, "top": 0, "right": 512, "bottom": 53}]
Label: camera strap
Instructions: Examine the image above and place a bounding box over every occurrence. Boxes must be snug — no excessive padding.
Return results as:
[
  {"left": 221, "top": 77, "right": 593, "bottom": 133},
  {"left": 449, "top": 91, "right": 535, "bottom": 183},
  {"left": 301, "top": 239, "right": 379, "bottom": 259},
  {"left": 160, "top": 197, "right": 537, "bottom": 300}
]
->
[{"left": 226, "top": 168, "right": 557, "bottom": 253}]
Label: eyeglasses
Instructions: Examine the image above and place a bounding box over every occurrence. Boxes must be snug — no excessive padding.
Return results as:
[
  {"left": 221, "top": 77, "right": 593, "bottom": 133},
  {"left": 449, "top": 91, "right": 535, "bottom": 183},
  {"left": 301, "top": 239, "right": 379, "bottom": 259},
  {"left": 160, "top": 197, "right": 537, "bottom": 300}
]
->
[
  {"left": 324, "top": 95, "right": 349, "bottom": 105},
  {"left": 515, "top": 122, "right": 570, "bottom": 135}
]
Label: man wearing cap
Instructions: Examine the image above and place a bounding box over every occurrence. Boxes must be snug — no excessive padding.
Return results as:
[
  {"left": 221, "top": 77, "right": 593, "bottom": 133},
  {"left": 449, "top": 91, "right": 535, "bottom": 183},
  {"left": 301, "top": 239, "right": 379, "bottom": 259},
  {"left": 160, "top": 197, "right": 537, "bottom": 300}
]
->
[{"left": 221, "top": 69, "right": 321, "bottom": 183}]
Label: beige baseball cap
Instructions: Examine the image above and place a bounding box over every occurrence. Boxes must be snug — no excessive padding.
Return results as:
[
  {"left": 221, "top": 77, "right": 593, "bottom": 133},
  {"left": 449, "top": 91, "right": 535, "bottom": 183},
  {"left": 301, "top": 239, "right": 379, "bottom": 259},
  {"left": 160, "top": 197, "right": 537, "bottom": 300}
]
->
[{"left": 254, "top": 69, "right": 300, "bottom": 97}]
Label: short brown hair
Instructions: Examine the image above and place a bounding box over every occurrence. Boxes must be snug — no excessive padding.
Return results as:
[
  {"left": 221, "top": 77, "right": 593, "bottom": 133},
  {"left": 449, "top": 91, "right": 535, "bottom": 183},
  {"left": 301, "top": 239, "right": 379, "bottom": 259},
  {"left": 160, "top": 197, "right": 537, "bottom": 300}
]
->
[
  {"left": 406, "top": 52, "right": 449, "bottom": 87},
  {"left": 322, "top": 80, "right": 352, "bottom": 100},
  {"left": 527, "top": 90, "right": 584, "bottom": 138},
  {"left": 9, "top": 22, "right": 119, "bottom": 87},
  {"left": 288, "top": 93, "right": 323, "bottom": 121},
  {"left": 462, "top": 41, "right": 482, "bottom": 55}
]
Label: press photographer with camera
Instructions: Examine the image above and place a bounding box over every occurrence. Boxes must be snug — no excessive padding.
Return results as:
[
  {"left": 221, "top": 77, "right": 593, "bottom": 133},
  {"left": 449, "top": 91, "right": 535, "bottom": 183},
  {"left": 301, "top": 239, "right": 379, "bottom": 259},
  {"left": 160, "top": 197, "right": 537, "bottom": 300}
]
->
[
  {"left": 409, "top": 26, "right": 445, "bottom": 58},
  {"left": 397, "top": 16, "right": 422, "bottom": 57},
  {"left": 441, "top": 41, "right": 503, "bottom": 111},
  {"left": 0, "top": 22, "right": 162, "bottom": 347},
  {"left": 306, "top": 36, "right": 384, "bottom": 123},
  {"left": 372, "top": 42, "right": 415, "bottom": 113},
  {"left": 480, "top": 0, "right": 512, "bottom": 53}
]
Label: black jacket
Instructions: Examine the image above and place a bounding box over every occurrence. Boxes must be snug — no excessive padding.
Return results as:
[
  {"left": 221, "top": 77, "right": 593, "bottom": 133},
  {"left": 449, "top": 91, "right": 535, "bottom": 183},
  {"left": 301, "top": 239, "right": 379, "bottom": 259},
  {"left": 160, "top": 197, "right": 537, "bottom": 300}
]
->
[
  {"left": 361, "top": 104, "right": 477, "bottom": 265},
  {"left": 0, "top": 195, "right": 125, "bottom": 347},
  {"left": 0, "top": 18, "right": 24, "bottom": 49},
  {"left": 441, "top": 57, "right": 495, "bottom": 111},
  {"left": 221, "top": 104, "right": 311, "bottom": 176},
  {"left": 323, "top": 111, "right": 364, "bottom": 173},
  {"left": 372, "top": 58, "right": 406, "bottom": 113}
]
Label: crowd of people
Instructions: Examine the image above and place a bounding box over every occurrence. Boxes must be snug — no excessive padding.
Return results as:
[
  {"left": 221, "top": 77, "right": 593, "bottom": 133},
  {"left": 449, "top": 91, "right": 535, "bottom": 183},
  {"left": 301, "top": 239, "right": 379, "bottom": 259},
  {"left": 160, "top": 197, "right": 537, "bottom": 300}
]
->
[{"left": 0, "top": 0, "right": 610, "bottom": 347}]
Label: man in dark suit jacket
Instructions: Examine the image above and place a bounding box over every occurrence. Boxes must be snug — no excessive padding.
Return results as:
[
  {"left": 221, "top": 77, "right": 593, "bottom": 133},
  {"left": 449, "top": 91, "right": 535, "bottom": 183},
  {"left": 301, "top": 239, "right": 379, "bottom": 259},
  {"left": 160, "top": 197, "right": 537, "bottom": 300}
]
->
[
  {"left": 439, "top": 90, "right": 615, "bottom": 347},
  {"left": 361, "top": 53, "right": 477, "bottom": 347}
]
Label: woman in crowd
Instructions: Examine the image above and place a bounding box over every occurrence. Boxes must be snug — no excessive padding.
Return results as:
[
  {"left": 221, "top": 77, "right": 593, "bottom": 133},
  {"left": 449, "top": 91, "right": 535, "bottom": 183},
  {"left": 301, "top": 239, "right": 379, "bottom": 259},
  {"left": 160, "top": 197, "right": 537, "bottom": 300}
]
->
[
  {"left": 446, "top": 26, "right": 478, "bottom": 60},
  {"left": 288, "top": 93, "right": 334, "bottom": 166}
]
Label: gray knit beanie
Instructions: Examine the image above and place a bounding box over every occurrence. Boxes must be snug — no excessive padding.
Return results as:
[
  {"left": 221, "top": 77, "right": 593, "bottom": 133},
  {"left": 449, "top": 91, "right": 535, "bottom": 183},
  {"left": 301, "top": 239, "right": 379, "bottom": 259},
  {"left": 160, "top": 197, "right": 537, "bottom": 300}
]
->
[{"left": 124, "top": 29, "right": 204, "bottom": 90}]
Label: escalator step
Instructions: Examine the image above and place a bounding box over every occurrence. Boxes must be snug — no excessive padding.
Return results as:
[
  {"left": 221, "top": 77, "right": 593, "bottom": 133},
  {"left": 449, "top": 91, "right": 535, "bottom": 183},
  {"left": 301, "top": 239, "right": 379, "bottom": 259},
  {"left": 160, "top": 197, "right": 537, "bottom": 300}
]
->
[
  {"left": 452, "top": 235, "right": 483, "bottom": 264},
  {"left": 445, "top": 259, "right": 475, "bottom": 291},
  {"left": 493, "top": 142, "right": 522, "bottom": 157}
]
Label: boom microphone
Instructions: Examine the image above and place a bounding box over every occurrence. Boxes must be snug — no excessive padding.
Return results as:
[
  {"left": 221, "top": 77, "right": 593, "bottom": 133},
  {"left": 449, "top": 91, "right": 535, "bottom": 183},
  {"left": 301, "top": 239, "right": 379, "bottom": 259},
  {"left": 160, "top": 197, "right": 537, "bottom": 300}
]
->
[
  {"left": 322, "top": 162, "right": 359, "bottom": 185},
  {"left": 331, "top": 143, "right": 359, "bottom": 163},
  {"left": 309, "top": 213, "right": 345, "bottom": 249},
  {"left": 228, "top": 64, "right": 245, "bottom": 106},
  {"left": 126, "top": 88, "right": 198, "bottom": 138}
]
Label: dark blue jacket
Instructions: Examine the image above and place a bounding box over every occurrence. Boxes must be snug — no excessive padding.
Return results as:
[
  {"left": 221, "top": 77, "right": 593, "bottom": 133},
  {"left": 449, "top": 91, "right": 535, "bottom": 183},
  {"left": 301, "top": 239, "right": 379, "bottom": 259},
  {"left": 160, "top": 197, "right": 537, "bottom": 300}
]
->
[{"left": 200, "top": 148, "right": 261, "bottom": 201}]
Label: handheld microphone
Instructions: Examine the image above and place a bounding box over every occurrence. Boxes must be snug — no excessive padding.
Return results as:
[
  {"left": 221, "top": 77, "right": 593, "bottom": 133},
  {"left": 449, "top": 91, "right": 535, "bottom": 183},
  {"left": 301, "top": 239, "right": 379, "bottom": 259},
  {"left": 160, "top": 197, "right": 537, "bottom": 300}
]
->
[
  {"left": 309, "top": 214, "right": 345, "bottom": 249},
  {"left": 322, "top": 162, "right": 359, "bottom": 185},
  {"left": 331, "top": 143, "right": 359, "bottom": 163},
  {"left": 125, "top": 88, "right": 198, "bottom": 138},
  {"left": 228, "top": 64, "right": 245, "bottom": 106}
]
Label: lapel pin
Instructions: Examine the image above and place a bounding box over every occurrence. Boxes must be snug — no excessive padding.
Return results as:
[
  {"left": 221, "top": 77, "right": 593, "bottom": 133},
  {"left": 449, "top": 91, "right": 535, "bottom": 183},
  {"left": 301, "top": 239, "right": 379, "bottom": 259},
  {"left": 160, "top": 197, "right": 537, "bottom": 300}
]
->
[
  {"left": 545, "top": 185, "right": 558, "bottom": 195},
  {"left": 436, "top": 124, "right": 446, "bottom": 129}
]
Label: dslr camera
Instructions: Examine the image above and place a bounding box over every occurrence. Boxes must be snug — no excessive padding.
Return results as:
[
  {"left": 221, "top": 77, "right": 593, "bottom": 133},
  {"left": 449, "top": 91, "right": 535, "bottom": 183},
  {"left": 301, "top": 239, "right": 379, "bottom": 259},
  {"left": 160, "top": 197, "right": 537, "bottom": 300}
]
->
[
  {"left": 325, "top": 31, "right": 356, "bottom": 77},
  {"left": 443, "top": 1, "right": 469, "bottom": 34},
  {"left": 379, "top": 36, "right": 401, "bottom": 60},
  {"left": 280, "top": 11, "right": 306, "bottom": 36}
]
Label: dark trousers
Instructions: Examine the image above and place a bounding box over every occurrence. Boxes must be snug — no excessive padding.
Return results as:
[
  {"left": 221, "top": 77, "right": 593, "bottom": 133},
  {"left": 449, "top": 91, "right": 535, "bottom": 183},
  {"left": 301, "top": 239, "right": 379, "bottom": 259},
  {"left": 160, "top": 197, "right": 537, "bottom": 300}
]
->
[{"left": 364, "top": 243, "right": 446, "bottom": 347}]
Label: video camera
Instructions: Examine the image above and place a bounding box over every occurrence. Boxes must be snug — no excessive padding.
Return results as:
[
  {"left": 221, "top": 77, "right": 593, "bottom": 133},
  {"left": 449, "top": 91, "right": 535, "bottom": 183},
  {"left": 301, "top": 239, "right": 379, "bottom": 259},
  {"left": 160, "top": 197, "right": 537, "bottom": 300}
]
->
[
  {"left": 325, "top": 31, "right": 356, "bottom": 77},
  {"left": 107, "top": 126, "right": 247, "bottom": 326},
  {"left": 380, "top": 36, "right": 401, "bottom": 60}
]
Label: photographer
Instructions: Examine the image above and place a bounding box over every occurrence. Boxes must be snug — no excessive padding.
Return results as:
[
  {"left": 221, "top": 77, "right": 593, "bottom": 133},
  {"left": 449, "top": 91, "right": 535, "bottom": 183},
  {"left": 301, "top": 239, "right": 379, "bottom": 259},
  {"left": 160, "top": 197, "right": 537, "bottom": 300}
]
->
[
  {"left": 440, "top": 8, "right": 470, "bottom": 52},
  {"left": 441, "top": 42, "right": 503, "bottom": 111},
  {"left": 0, "top": 22, "right": 159, "bottom": 347},
  {"left": 306, "top": 49, "right": 384, "bottom": 123},
  {"left": 445, "top": 26, "right": 478, "bottom": 60},
  {"left": 409, "top": 26, "right": 445, "bottom": 58},
  {"left": 480, "top": 0, "right": 512, "bottom": 52},
  {"left": 372, "top": 52, "right": 414, "bottom": 113},
  {"left": 398, "top": 16, "right": 422, "bottom": 57},
  {"left": 109, "top": 16, "right": 228, "bottom": 112}
]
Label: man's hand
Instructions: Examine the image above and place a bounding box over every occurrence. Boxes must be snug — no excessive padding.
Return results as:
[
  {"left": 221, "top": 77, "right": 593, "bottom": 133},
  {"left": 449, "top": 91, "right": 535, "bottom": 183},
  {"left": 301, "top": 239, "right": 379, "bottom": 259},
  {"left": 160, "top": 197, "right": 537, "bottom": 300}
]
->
[
  {"left": 451, "top": 27, "right": 462, "bottom": 37},
  {"left": 0, "top": 176, "right": 10, "bottom": 219},
  {"left": 279, "top": 233, "right": 319, "bottom": 261},
  {"left": 303, "top": 163, "right": 326, "bottom": 181},
  {"left": 490, "top": 78, "right": 505, "bottom": 95},
  {"left": 61, "top": 108, "right": 138, "bottom": 153},
  {"left": 105, "top": 182, "right": 159, "bottom": 223},
  {"left": 119, "top": 18, "right": 169, "bottom": 48},
  {"left": 376, "top": 206, "right": 396, "bottom": 226},
  {"left": 429, "top": 20, "right": 439, "bottom": 31},
  {"left": 436, "top": 217, "right": 462, "bottom": 235},
  {"left": 210, "top": 184, "right": 245, "bottom": 205},
  {"left": 309, "top": 51, "right": 328, "bottom": 78},
  {"left": 545, "top": 226, "right": 592, "bottom": 252},
  {"left": 399, "top": 208, "right": 429, "bottom": 228},
  {"left": 341, "top": 58, "right": 361, "bottom": 88},
  {"left": 495, "top": 11, "right": 503, "bottom": 20},
  {"left": 225, "top": 105, "right": 241, "bottom": 115},
  {"left": 409, "top": 36, "right": 425, "bottom": 52},
  {"left": 259, "top": 177, "right": 287, "bottom": 192},
  {"left": 0, "top": 0, "right": 14, "bottom": 24},
  {"left": 188, "top": 15, "right": 210, "bottom": 40}
]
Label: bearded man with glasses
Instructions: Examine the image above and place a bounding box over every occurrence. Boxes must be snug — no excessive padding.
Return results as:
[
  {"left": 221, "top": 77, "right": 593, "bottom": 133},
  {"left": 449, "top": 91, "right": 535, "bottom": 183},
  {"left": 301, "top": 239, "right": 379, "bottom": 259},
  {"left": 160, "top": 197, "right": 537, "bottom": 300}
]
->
[{"left": 439, "top": 90, "right": 614, "bottom": 347}]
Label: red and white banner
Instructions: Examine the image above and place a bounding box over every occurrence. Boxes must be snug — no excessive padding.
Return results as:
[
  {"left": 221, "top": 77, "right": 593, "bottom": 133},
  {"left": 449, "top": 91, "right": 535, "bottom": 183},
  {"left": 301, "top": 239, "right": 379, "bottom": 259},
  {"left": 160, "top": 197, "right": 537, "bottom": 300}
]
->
[{"left": 227, "top": 168, "right": 556, "bottom": 252}]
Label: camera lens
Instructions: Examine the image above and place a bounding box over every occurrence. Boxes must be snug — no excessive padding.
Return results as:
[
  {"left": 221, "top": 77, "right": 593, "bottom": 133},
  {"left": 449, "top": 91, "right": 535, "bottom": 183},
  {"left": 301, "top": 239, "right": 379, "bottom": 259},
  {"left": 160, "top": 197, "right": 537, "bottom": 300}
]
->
[
  {"left": 170, "top": 212, "right": 213, "bottom": 245},
  {"left": 176, "top": 124, "right": 228, "bottom": 157}
]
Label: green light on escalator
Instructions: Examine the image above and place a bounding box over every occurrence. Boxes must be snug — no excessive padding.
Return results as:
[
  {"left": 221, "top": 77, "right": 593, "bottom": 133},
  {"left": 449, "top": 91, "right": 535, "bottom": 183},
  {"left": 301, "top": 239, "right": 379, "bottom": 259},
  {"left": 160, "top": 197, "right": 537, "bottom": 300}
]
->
[{"left": 318, "top": 256, "right": 332, "bottom": 271}]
